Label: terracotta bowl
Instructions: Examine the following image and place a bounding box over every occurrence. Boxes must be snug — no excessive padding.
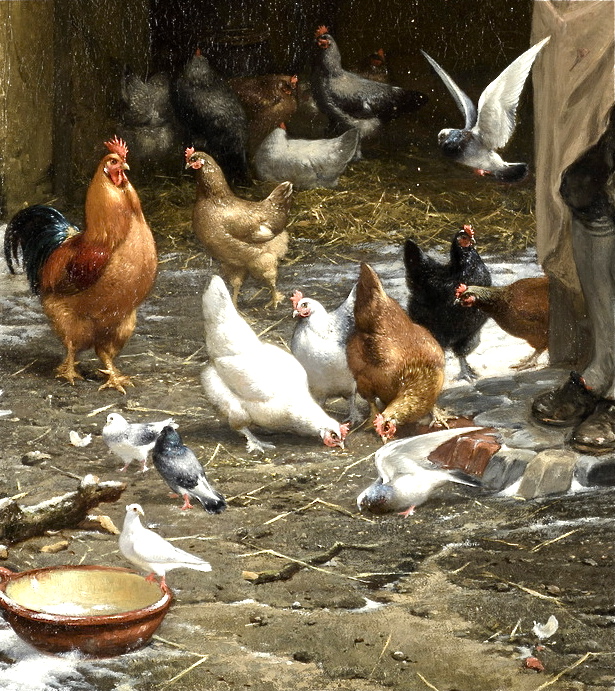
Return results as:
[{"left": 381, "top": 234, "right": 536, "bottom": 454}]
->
[{"left": 0, "top": 565, "right": 173, "bottom": 657}]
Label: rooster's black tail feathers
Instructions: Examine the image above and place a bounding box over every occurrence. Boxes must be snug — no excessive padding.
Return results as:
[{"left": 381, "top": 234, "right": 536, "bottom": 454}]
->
[{"left": 4, "top": 205, "right": 76, "bottom": 294}]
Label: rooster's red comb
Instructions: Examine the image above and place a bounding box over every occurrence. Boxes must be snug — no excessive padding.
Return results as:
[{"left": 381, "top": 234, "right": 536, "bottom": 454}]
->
[
  {"left": 462, "top": 224, "right": 474, "bottom": 237},
  {"left": 455, "top": 284, "right": 468, "bottom": 299},
  {"left": 104, "top": 136, "right": 128, "bottom": 159},
  {"left": 290, "top": 290, "right": 304, "bottom": 309},
  {"left": 315, "top": 25, "right": 329, "bottom": 38},
  {"left": 185, "top": 146, "right": 196, "bottom": 162},
  {"left": 290, "top": 75, "right": 298, "bottom": 87},
  {"left": 377, "top": 48, "right": 385, "bottom": 59}
]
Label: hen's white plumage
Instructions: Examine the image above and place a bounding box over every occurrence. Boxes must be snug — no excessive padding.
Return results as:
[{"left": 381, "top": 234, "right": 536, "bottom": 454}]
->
[
  {"left": 201, "top": 275, "right": 348, "bottom": 454},
  {"left": 357, "top": 427, "right": 485, "bottom": 515},
  {"left": 254, "top": 125, "right": 359, "bottom": 190},
  {"left": 119, "top": 503, "right": 212, "bottom": 588},
  {"left": 290, "top": 286, "right": 361, "bottom": 423},
  {"left": 422, "top": 37, "right": 550, "bottom": 181}
]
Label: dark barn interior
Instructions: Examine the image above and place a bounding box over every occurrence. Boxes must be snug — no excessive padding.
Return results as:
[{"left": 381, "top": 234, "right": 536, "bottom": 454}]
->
[{"left": 0, "top": 0, "right": 532, "bottom": 215}]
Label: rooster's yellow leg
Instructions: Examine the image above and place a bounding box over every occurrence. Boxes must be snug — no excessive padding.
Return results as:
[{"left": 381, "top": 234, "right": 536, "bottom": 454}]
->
[
  {"left": 56, "top": 345, "right": 83, "bottom": 384},
  {"left": 97, "top": 351, "right": 134, "bottom": 395}
]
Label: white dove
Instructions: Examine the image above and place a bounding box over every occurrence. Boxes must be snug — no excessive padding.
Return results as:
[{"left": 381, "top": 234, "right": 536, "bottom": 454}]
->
[
  {"left": 422, "top": 37, "right": 550, "bottom": 182},
  {"left": 119, "top": 503, "right": 212, "bottom": 588},
  {"left": 201, "top": 275, "right": 349, "bottom": 454},
  {"left": 357, "top": 427, "right": 486, "bottom": 516},
  {"left": 102, "top": 412, "right": 177, "bottom": 472}
]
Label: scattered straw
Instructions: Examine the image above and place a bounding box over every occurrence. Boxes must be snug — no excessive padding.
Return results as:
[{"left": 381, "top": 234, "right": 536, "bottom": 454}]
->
[
  {"left": 530, "top": 529, "right": 579, "bottom": 553},
  {"left": 417, "top": 672, "right": 442, "bottom": 691},
  {"left": 369, "top": 632, "right": 392, "bottom": 679}
]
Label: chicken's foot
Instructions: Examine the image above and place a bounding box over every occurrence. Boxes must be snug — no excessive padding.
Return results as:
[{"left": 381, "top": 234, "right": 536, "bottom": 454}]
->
[
  {"left": 239, "top": 427, "right": 276, "bottom": 455},
  {"left": 98, "top": 368, "right": 134, "bottom": 395},
  {"left": 56, "top": 351, "right": 84, "bottom": 385},
  {"left": 265, "top": 289, "right": 285, "bottom": 310},
  {"left": 511, "top": 348, "right": 543, "bottom": 371}
]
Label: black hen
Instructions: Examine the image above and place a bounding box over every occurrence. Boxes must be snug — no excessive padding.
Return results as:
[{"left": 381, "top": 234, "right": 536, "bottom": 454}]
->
[
  {"left": 152, "top": 426, "right": 227, "bottom": 513},
  {"left": 311, "top": 26, "right": 427, "bottom": 159},
  {"left": 172, "top": 51, "right": 250, "bottom": 185},
  {"left": 403, "top": 225, "right": 492, "bottom": 381}
]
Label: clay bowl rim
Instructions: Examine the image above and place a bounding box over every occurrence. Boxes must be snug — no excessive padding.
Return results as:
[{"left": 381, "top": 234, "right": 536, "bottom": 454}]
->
[{"left": 0, "top": 564, "right": 173, "bottom": 626}]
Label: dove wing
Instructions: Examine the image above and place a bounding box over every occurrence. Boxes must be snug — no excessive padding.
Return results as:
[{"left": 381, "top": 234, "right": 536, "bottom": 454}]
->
[
  {"left": 421, "top": 50, "right": 477, "bottom": 129},
  {"left": 132, "top": 526, "right": 203, "bottom": 566},
  {"left": 474, "top": 37, "right": 550, "bottom": 151},
  {"left": 375, "top": 427, "right": 485, "bottom": 480}
]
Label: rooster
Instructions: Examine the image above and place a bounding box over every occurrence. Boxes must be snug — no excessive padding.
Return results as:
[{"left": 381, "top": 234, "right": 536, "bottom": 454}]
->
[
  {"left": 403, "top": 225, "right": 492, "bottom": 381},
  {"left": 4, "top": 137, "right": 157, "bottom": 393},
  {"left": 311, "top": 26, "right": 427, "bottom": 159},
  {"left": 201, "top": 275, "right": 349, "bottom": 454},
  {"left": 346, "top": 263, "right": 445, "bottom": 442},
  {"left": 185, "top": 147, "right": 292, "bottom": 308},
  {"left": 455, "top": 277, "right": 550, "bottom": 370}
]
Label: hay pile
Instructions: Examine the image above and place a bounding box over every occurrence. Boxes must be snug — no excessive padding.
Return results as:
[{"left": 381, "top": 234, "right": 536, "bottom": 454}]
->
[{"left": 141, "top": 147, "right": 536, "bottom": 256}]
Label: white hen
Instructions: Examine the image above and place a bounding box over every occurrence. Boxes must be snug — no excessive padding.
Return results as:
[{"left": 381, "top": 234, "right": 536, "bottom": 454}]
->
[
  {"left": 290, "top": 285, "right": 361, "bottom": 424},
  {"left": 201, "top": 275, "right": 349, "bottom": 454},
  {"left": 254, "top": 124, "right": 359, "bottom": 190}
]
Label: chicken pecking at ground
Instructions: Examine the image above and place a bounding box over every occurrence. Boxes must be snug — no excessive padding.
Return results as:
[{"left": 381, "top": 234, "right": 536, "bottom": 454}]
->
[
  {"left": 311, "top": 26, "right": 427, "bottom": 159},
  {"left": 290, "top": 285, "right": 361, "bottom": 424},
  {"left": 346, "top": 263, "right": 445, "bottom": 442},
  {"left": 4, "top": 137, "right": 157, "bottom": 393},
  {"left": 228, "top": 74, "right": 299, "bottom": 155},
  {"left": 185, "top": 147, "right": 293, "bottom": 308},
  {"left": 455, "top": 276, "right": 550, "bottom": 370},
  {"left": 172, "top": 50, "right": 250, "bottom": 186},
  {"left": 403, "top": 224, "right": 492, "bottom": 381},
  {"left": 254, "top": 123, "right": 359, "bottom": 190},
  {"left": 200, "top": 275, "right": 349, "bottom": 454}
]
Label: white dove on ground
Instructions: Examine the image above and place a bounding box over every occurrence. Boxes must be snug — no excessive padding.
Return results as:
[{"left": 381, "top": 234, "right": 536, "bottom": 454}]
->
[
  {"left": 201, "top": 275, "right": 349, "bottom": 454},
  {"left": 119, "top": 503, "right": 212, "bottom": 588},
  {"left": 152, "top": 425, "right": 227, "bottom": 512},
  {"left": 102, "top": 412, "right": 177, "bottom": 472},
  {"left": 290, "top": 285, "right": 361, "bottom": 424},
  {"left": 422, "top": 37, "right": 550, "bottom": 182},
  {"left": 357, "top": 427, "right": 485, "bottom": 516}
]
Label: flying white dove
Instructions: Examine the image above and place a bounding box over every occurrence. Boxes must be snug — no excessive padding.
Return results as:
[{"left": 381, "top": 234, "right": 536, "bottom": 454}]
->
[
  {"left": 119, "top": 503, "right": 212, "bottom": 588},
  {"left": 422, "top": 37, "right": 550, "bottom": 182},
  {"left": 102, "top": 412, "right": 177, "bottom": 472},
  {"left": 357, "top": 427, "right": 486, "bottom": 516},
  {"left": 152, "top": 425, "right": 227, "bottom": 513}
]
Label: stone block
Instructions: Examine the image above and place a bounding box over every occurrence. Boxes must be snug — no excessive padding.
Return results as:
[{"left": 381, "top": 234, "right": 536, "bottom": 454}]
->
[
  {"left": 517, "top": 449, "right": 577, "bottom": 499},
  {"left": 574, "top": 455, "right": 615, "bottom": 487},
  {"left": 482, "top": 448, "right": 535, "bottom": 491}
]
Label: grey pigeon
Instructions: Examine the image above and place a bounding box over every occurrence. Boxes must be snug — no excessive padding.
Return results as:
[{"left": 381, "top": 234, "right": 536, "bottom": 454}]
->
[
  {"left": 119, "top": 503, "right": 212, "bottom": 588},
  {"left": 152, "top": 426, "right": 226, "bottom": 513},
  {"left": 102, "top": 412, "right": 177, "bottom": 472},
  {"left": 422, "top": 37, "right": 549, "bottom": 182},
  {"left": 357, "top": 427, "right": 485, "bottom": 516}
]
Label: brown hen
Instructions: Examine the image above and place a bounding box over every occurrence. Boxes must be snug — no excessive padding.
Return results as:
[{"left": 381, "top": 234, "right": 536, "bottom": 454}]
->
[
  {"left": 347, "top": 263, "right": 445, "bottom": 441},
  {"left": 185, "top": 148, "right": 293, "bottom": 308},
  {"left": 455, "top": 276, "right": 550, "bottom": 370},
  {"left": 228, "top": 74, "right": 298, "bottom": 154}
]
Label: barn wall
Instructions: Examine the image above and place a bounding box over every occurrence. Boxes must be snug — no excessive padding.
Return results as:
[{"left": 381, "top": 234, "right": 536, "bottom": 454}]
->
[{"left": 0, "top": 0, "right": 55, "bottom": 217}]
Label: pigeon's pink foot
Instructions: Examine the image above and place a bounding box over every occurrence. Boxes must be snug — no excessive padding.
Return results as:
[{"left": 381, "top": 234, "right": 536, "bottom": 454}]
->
[
  {"left": 180, "top": 494, "right": 194, "bottom": 510},
  {"left": 398, "top": 505, "right": 416, "bottom": 518},
  {"left": 145, "top": 572, "right": 157, "bottom": 583}
]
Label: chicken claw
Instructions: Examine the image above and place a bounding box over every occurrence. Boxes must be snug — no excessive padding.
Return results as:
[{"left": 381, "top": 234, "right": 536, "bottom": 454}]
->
[
  {"left": 98, "top": 369, "right": 134, "bottom": 395},
  {"left": 240, "top": 427, "right": 276, "bottom": 454},
  {"left": 55, "top": 358, "right": 84, "bottom": 384}
]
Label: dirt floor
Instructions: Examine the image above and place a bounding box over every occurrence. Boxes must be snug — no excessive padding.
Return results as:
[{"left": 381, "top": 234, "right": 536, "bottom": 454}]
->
[
  {"left": 0, "top": 115, "right": 614, "bottom": 689},
  {"left": 1, "top": 234, "right": 614, "bottom": 690}
]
